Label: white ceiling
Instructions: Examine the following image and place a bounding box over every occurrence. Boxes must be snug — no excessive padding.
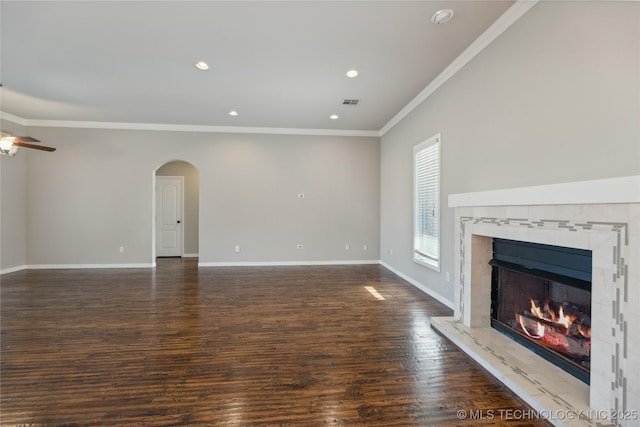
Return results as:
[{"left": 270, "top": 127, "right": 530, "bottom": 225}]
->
[{"left": 0, "top": 1, "right": 514, "bottom": 133}]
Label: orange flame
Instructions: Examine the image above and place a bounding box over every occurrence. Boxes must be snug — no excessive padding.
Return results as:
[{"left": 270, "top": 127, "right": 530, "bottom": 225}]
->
[
  {"left": 557, "top": 305, "right": 575, "bottom": 330},
  {"left": 526, "top": 299, "right": 582, "bottom": 335},
  {"left": 530, "top": 298, "right": 545, "bottom": 319},
  {"left": 578, "top": 322, "right": 591, "bottom": 338}
]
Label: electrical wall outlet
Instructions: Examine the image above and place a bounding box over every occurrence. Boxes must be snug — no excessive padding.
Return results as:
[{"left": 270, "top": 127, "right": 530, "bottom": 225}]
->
[
  {"left": 235, "top": 245, "right": 241, "bottom": 253},
  {"left": 345, "top": 244, "right": 350, "bottom": 250},
  {"left": 119, "top": 246, "right": 124, "bottom": 253},
  {"left": 363, "top": 244, "right": 368, "bottom": 251}
]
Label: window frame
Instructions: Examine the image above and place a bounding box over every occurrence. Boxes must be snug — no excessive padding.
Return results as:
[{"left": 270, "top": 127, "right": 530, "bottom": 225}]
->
[{"left": 413, "top": 133, "right": 441, "bottom": 272}]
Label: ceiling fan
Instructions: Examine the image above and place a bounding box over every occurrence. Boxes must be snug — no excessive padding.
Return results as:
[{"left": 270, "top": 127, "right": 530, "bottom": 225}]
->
[{"left": 0, "top": 131, "right": 56, "bottom": 157}]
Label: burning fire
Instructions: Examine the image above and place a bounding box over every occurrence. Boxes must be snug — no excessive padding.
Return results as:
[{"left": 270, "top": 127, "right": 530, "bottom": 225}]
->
[
  {"left": 516, "top": 298, "right": 591, "bottom": 362},
  {"left": 521, "top": 298, "right": 591, "bottom": 339}
]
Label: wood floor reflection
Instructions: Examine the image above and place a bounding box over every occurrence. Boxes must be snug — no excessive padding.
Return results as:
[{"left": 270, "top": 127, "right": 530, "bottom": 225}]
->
[{"left": 1, "top": 259, "right": 550, "bottom": 426}]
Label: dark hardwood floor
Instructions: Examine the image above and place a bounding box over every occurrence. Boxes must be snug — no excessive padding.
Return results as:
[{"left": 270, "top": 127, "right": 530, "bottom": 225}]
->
[{"left": 1, "top": 259, "right": 550, "bottom": 426}]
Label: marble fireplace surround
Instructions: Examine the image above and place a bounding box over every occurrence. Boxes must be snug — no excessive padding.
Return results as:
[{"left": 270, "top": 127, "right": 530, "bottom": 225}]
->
[{"left": 430, "top": 176, "right": 639, "bottom": 427}]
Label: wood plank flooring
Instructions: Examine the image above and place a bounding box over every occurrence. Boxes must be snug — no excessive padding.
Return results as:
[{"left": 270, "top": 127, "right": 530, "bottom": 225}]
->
[{"left": 1, "top": 259, "right": 551, "bottom": 426}]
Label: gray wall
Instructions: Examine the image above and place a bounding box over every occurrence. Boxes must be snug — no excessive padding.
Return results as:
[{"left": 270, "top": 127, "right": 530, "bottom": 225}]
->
[
  {"left": 156, "top": 161, "right": 200, "bottom": 256},
  {"left": 3, "top": 1, "right": 638, "bottom": 285},
  {"left": 18, "top": 127, "right": 379, "bottom": 266},
  {"left": 0, "top": 120, "right": 28, "bottom": 271},
  {"left": 380, "top": 1, "right": 640, "bottom": 303}
]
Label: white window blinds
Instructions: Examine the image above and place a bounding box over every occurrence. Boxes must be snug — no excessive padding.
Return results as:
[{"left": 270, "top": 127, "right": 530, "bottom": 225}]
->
[{"left": 413, "top": 134, "right": 440, "bottom": 271}]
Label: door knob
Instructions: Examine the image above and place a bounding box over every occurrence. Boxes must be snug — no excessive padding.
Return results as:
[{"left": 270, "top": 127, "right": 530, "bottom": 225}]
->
[{"left": 177, "top": 220, "right": 181, "bottom": 224}]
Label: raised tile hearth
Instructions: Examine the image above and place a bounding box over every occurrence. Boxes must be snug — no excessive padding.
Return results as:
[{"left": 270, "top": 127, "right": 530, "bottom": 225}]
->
[
  {"left": 431, "top": 316, "right": 595, "bottom": 427},
  {"left": 431, "top": 176, "right": 639, "bottom": 427}
]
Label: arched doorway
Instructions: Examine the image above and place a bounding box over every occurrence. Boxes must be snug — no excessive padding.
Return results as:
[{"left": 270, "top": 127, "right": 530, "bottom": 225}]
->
[{"left": 154, "top": 161, "right": 199, "bottom": 260}]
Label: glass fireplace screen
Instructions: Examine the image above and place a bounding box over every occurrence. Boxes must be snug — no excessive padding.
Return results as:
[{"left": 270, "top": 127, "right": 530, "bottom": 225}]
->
[{"left": 490, "top": 239, "right": 592, "bottom": 384}]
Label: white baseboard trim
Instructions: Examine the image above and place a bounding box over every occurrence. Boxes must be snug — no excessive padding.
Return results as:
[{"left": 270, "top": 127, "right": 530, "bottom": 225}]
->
[
  {"left": 182, "top": 253, "right": 199, "bottom": 258},
  {"left": 1, "top": 265, "right": 27, "bottom": 275},
  {"left": 26, "top": 263, "right": 155, "bottom": 270},
  {"left": 379, "top": 261, "right": 454, "bottom": 309},
  {"left": 4, "top": 260, "right": 379, "bottom": 272},
  {"left": 198, "top": 260, "right": 381, "bottom": 267}
]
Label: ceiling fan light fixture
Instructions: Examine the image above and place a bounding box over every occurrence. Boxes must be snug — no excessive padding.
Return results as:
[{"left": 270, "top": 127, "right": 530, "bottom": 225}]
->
[
  {"left": 0, "top": 139, "right": 18, "bottom": 157},
  {"left": 431, "top": 9, "right": 454, "bottom": 24}
]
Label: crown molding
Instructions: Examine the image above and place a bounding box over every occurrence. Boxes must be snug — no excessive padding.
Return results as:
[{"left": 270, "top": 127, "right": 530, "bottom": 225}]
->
[
  {"left": 0, "top": 112, "right": 28, "bottom": 126},
  {"left": 1, "top": 1, "right": 536, "bottom": 139},
  {"left": 379, "top": 0, "right": 539, "bottom": 136},
  {"left": 0, "top": 113, "right": 379, "bottom": 138}
]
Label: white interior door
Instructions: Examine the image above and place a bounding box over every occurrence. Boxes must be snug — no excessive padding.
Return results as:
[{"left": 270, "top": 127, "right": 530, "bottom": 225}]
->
[{"left": 156, "top": 176, "right": 183, "bottom": 257}]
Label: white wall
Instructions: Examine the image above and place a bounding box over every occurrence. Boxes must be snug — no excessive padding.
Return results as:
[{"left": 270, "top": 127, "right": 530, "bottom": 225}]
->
[
  {"left": 380, "top": 1, "right": 640, "bottom": 304},
  {"left": 0, "top": 120, "right": 28, "bottom": 272},
  {"left": 19, "top": 127, "right": 379, "bottom": 266}
]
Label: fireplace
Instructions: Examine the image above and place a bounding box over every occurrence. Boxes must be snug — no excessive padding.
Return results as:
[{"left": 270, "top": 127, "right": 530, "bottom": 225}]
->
[
  {"left": 430, "top": 212, "right": 634, "bottom": 423},
  {"left": 490, "top": 238, "right": 592, "bottom": 384},
  {"left": 428, "top": 177, "right": 639, "bottom": 426}
]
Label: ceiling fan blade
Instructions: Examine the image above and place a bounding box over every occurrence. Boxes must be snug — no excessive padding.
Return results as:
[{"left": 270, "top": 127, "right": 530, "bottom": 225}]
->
[
  {"left": 13, "top": 141, "right": 56, "bottom": 152},
  {"left": 11, "top": 136, "right": 41, "bottom": 143}
]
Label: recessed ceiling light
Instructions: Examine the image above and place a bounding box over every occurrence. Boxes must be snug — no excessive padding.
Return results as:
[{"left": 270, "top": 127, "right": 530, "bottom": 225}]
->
[
  {"left": 346, "top": 69, "right": 359, "bottom": 78},
  {"left": 229, "top": 110, "right": 239, "bottom": 116},
  {"left": 431, "top": 9, "right": 454, "bottom": 24},
  {"left": 330, "top": 114, "right": 339, "bottom": 120},
  {"left": 194, "top": 61, "right": 209, "bottom": 71}
]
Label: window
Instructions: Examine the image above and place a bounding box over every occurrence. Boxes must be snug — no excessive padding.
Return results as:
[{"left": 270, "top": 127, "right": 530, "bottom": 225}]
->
[{"left": 413, "top": 133, "right": 440, "bottom": 271}]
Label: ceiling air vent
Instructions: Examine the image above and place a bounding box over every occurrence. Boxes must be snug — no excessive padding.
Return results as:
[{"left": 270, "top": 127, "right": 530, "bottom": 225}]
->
[{"left": 341, "top": 99, "right": 360, "bottom": 106}]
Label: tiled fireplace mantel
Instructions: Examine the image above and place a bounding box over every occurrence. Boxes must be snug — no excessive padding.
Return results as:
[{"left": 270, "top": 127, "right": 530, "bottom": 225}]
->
[{"left": 431, "top": 176, "right": 639, "bottom": 427}]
